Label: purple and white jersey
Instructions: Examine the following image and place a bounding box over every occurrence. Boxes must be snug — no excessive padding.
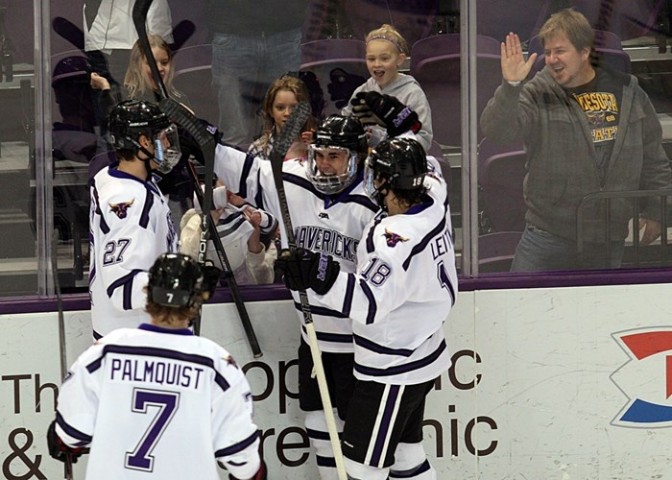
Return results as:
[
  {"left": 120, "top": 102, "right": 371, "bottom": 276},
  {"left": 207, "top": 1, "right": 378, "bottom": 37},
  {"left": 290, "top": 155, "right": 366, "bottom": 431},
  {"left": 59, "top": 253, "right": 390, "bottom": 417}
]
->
[
  {"left": 317, "top": 164, "right": 458, "bottom": 384},
  {"left": 55, "top": 325, "right": 260, "bottom": 480},
  {"left": 214, "top": 144, "right": 379, "bottom": 353},
  {"left": 89, "top": 165, "right": 177, "bottom": 338}
]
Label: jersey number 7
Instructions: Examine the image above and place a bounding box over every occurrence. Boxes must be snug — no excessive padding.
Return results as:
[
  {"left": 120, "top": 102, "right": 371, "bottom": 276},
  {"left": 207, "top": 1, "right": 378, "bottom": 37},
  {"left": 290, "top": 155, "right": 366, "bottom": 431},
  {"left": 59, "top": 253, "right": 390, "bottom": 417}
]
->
[{"left": 125, "top": 388, "right": 180, "bottom": 472}]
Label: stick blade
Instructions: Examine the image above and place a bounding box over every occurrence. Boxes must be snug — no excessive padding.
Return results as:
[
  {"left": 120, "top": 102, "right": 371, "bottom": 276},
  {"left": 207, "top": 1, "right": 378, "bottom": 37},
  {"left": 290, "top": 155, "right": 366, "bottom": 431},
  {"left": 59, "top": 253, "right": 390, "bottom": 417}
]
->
[{"left": 270, "top": 101, "right": 312, "bottom": 174}]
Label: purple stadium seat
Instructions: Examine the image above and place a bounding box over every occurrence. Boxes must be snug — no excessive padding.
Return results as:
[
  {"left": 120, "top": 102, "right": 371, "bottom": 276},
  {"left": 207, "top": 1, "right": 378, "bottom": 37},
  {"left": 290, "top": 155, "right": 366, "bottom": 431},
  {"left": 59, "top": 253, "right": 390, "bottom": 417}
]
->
[
  {"left": 300, "top": 39, "right": 368, "bottom": 117},
  {"left": 478, "top": 138, "right": 527, "bottom": 233},
  {"left": 476, "top": 0, "right": 555, "bottom": 43},
  {"left": 478, "top": 231, "right": 523, "bottom": 272},
  {"left": 570, "top": 0, "right": 666, "bottom": 40},
  {"left": 410, "top": 33, "right": 502, "bottom": 147},
  {"left": 343, "top": 0, "right": 440, "bottom": 48}
]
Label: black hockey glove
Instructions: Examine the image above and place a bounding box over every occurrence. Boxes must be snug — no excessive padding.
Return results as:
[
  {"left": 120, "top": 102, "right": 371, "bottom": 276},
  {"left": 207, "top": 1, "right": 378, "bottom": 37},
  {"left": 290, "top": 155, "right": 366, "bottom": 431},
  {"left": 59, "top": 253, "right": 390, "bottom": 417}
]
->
[
  {"left": 276, "top": 248, "right": 340, "bottom": 295},
  {"left": 350, "top": 92, "right": 385, "bottom": 127},
  {"left": 46, "top": 420, "right": 85, "bottom": 464},
  {"left": 200, "top": 263, "right": 222, "bottom": 300},
  {"left": 228, "top": 459, "right": 267, "bottom": 480},
  {"left": 362, "top": 91, "right": 422, "bottom": 137}
]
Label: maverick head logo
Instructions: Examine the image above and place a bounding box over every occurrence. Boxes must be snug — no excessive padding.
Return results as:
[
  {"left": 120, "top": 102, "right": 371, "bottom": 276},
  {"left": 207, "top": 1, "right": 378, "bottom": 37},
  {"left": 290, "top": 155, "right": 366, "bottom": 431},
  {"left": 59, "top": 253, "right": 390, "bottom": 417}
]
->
[
  {"left": 383, "top": 228, "right": 409, "bottom": 248},
  {"left": 109, "top": 199, "right": 135, "bottom": 219},
  {"left": 610, "top": 327, "right": 672, "bottom": 428}
]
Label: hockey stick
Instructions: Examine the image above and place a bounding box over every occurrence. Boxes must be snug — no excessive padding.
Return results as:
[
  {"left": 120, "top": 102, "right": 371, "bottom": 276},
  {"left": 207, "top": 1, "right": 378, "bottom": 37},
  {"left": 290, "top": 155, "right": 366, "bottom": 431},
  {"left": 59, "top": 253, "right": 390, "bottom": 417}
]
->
[
  {"left": 187, "top": 160, "right": 263, "bottom": 357},
  {"left": 50, "top": 230, "right": 74, "bottom": 480},
  {"left": 269, "top": 102, "right": 348, "bottom": 480},
  {"left": 133, "top": 0, "right": 263, "bottom": 356}
]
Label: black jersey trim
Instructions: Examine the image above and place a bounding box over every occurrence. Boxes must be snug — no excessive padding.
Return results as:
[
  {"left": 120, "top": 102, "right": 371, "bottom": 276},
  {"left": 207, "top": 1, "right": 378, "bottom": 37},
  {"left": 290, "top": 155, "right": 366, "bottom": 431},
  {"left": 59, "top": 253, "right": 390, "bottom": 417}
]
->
[
  {"left": 139, "top": 191, "right": 154, "bottom": 229},
  {"left": 354, "top": 339, "right": 447, "bottom": 377},
  {"left": 401, "top": 214, "right": 447, "bottom": 272},
  {"left": 86, "top": 344, "right": 231, "bottom": 392},
  {"left": 106, "top": 269, "right": 143, "bottom": 310},
  {"left": 214, "top": 430, "right": 260, "bottom": 457},
  {"left": 56, "top": 411, "right": 93, "bottom": 444},
  {"left": 354, "top": 333, "right": 414, "bottom": 357},
  {"left": 300, "top": 324, "right": 353, "bottom": 343},
  {"left": 293, "top": 300, "right": 348, "bottom": 318}
]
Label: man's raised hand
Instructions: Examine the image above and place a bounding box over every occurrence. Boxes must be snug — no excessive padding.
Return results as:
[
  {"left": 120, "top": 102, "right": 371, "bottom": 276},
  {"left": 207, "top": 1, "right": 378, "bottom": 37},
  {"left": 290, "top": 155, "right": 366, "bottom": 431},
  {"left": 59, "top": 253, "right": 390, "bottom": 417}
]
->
[{"left": 501, "top": 32, "right": 538, "bottom": 83}]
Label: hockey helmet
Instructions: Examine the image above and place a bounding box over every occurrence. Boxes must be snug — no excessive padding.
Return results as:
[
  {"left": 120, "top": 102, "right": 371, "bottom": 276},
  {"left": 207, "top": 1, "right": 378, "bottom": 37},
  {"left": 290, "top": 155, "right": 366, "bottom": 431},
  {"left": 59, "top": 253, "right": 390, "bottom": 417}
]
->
[
  {"left": 108, "top": 100, "right": 181, "bottom": 173},
  {"left": 147, "top": 253, "right": 205, "bottom": 308},
  {"left": 306, "top": 115, "right": 368, "bottom": 194},
  {"left": 365, "top": 137, "right": 427, "bottom": 198}
]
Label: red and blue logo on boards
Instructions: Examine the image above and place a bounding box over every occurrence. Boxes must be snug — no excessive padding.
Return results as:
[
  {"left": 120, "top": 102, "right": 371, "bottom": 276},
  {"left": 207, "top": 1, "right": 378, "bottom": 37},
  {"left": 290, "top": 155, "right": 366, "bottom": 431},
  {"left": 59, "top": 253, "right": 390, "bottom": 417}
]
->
[{"left": 611, "top": 327, "right": 672, "bottom": 428}]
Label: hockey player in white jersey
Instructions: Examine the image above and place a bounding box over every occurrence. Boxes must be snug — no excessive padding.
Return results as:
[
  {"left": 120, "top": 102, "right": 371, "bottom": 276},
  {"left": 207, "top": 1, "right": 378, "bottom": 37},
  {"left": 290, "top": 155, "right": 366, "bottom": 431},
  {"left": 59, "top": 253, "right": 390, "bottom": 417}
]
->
[
  {"left": 47, "top": 252, "right": 266, "bottom": 480},
  {"left": 280, "top": 137, "right": 458, "bottom": 480},
  {"left": 214, "top": 114, "right": 375, "bottom": 478},
  {"left": 89, "top": 100, "right": 182, "bottom": 339}
]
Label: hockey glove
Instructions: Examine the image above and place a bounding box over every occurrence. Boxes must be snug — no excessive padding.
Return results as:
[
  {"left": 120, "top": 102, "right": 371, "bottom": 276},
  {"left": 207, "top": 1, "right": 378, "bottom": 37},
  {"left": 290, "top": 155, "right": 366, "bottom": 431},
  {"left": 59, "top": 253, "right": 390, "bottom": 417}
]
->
[
  {"left": 276, "top": 248, "right": 340, "bottom": 295},
  {"left": 201, "top": 263, "right": 222, "bottom": 300},
  {"left": 350, "top": 92, "right": 385, "bottom": 127},
  {"left": 362, "top": 91, "right": 422, "bottom": 137},
  {"left": 46, "top": 420, "right": 85, "bottom": 464}
]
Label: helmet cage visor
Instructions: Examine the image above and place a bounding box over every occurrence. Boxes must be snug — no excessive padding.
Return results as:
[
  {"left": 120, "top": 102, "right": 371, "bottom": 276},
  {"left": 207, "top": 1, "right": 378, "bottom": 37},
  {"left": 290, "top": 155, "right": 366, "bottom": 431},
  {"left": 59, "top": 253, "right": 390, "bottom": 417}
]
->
[
  {"left": 152, "top": 123, "right": 181, "bottom": 174},
  {"left": 306, "top": 145, "right": 358, "bottom": 195}
]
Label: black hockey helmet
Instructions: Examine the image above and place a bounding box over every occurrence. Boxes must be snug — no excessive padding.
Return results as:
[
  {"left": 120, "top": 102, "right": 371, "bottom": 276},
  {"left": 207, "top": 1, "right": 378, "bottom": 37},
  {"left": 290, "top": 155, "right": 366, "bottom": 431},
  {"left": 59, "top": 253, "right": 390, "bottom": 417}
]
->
[
  {"left": 108, "top": 100, "right": 170, "bottom": 151},
  {"left": 307, "top": 114, "right": 368, "bottom": 194},
  {"left": 365, "top": 137, "right": 427, "bottom": 199},
  {"left": 147, "top": 253, "right": 205, "bottom": 308},
  {"left": 108, "top": 100, "right": 181, "bottom": 173},
  {"left": 313, "top": 114, "right": 368, "bottom": 154}
]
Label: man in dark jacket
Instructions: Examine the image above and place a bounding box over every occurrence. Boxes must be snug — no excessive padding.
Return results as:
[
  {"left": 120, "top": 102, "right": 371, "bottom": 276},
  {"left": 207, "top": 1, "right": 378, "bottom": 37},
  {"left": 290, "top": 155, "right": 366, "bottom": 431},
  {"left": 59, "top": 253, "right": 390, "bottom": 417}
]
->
[{"left": 481, "top": 8, "right": 672, "bottom": 271}]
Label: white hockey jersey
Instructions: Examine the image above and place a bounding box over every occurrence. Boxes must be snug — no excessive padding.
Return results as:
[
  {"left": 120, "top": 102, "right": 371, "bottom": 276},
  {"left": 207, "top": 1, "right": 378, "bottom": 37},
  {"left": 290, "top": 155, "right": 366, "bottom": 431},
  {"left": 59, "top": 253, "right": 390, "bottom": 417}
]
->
[
  {"left": 179, "top": 207, "right": 277, "bottom": 285},
  {"left": 89, "top": 165, "right": 177, "bottom": 338},
  {"left": 55, "top": 324, "right": 261, "bottom": 480},
  {"left": 214, "top": 144, "right": 379, "bottom": 353},
  {"left": 317, "top": 165, "right": 458, "bottom": 384}
]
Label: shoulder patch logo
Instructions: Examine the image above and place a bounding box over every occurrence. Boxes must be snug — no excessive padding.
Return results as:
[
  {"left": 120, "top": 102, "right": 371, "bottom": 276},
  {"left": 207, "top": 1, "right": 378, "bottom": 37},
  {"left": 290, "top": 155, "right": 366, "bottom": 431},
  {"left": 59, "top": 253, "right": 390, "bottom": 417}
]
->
[
  {"left": 109, "top": 199, "right": 135, "bottom": 219},
  {"left": 383, "top": 228, "right": 409, "bottom": 247}
]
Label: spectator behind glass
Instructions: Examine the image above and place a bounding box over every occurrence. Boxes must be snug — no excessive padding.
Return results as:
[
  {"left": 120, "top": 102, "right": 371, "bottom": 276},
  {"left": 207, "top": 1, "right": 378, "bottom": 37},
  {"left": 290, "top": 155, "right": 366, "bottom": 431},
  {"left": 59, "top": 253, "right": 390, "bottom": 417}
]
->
[
  {"left": 84, "top": 0, "right": 173, "bottom": 134},
  {"left": 84, "top": 0, "right": 173, "bottom": 89},
  {"left": 480, "top": 8, "right": 672, "bottom": 272},
  {"left": 341, "top": 23, "right": 433, "bottom": 151},
  {"left": 91, "top": 34, "right": 194, "bottom": 230},
  {"left": 52, "top": 56, "right": 99, "bottom": 164},
  {"left": 247, "top": 74, "right": 317, "bottom": 161},
  {"left": 206, "top": 0, "right": 308, "bottom": 148}
]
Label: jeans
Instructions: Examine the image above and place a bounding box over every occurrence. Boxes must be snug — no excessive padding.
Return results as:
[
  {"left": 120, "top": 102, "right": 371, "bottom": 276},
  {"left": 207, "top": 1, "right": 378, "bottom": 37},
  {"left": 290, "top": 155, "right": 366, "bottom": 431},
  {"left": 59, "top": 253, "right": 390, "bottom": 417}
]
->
[
  {"left": 511, "top": 223, "right": 625, "bottom": 272},
  {"left": 211, "top": 28, "right": 302, "bottom": 147}
]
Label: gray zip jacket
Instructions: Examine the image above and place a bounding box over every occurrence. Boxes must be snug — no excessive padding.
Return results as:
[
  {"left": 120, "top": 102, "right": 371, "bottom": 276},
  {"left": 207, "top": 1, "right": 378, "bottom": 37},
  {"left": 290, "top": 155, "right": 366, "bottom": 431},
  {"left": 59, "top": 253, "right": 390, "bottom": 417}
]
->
[{"left": 481, "top": 67, "right": 671, "bottom": 243}]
